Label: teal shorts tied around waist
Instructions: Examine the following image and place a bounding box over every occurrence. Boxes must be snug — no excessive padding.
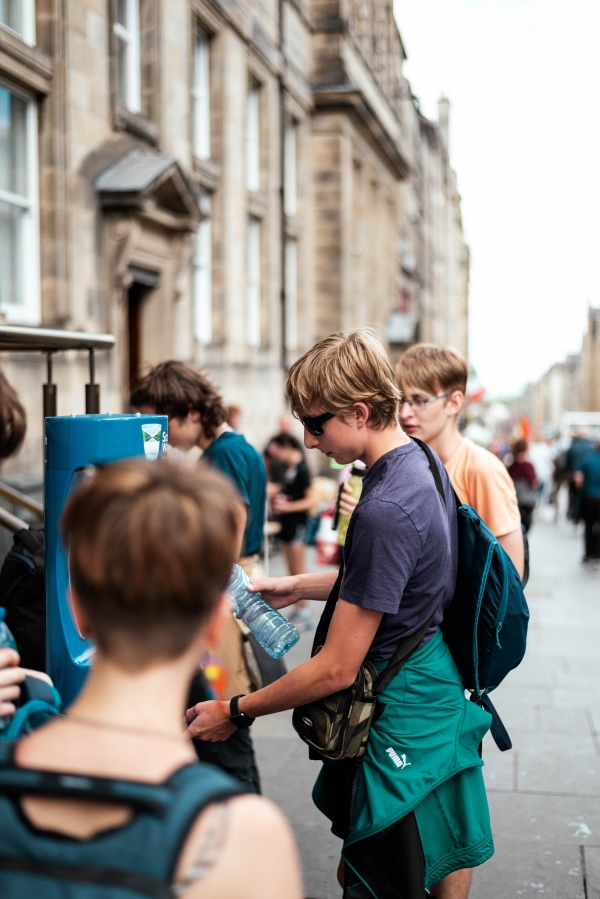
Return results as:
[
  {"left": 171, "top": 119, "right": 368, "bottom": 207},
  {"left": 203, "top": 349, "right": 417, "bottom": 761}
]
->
[{"left": 312, "top": 628, "right": 494, "bottom": 894}]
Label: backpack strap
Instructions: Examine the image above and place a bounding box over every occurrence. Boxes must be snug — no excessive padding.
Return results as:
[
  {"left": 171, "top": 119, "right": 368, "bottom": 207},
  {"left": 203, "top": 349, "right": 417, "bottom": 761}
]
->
[
  {"left": 472, "top": 692, "right": 513, "bottom": 752},
  {"left": 411, "top": 438, "right": 447, "bottom": 507},
  {"left": 0, "top": 763, "right": 179, "bottom": 813}
]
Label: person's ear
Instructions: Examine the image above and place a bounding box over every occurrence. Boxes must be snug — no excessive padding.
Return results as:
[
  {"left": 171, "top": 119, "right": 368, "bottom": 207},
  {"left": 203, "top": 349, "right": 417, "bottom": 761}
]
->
[
  {"left": 204, "top": 592, "right": 231, "bottom": 651},
  {"left": 352, "top": 402, "right": 370, "bottom": 428},
  {"left": 187, "top": 409, "right": 201, "bottom": 423},
  {"left": 446, "top": 391, "right": 464, "bottom": 419},
  {"left": 68, "top": 588, "right": 93, "bottom": 640}
]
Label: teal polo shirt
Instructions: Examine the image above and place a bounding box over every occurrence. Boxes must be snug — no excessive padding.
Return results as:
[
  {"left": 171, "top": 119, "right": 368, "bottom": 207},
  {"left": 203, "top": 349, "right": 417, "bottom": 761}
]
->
[
  {"left": 579, "top": 451, "right": 600, "bottom": 498},
  {"left": 202, "top": 431, "right": 267, "bottom": 556}
]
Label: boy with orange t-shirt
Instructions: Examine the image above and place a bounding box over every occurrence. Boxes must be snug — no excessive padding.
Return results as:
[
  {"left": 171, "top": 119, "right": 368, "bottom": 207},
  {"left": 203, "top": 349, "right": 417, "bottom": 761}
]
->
[{"left": 396, "top": 344, "right": 524, "bottom": 577}]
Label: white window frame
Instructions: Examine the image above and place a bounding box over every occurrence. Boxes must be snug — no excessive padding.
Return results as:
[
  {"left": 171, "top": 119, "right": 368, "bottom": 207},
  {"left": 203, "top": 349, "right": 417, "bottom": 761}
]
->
[
  {"left": 245, "top": 82, "right": 260, "bottom": 193},
  {"left": 0, "top": 0, "right": 36, "bottom": 46},
  {"left": 114, "top": 0, "right": 142, "bottom": 114},
  {"left": 246, "top": 217, "right": 261, "bottom": 347},
  {"left": 193, "top": 196, "right": 212, "bottom": 345},
  {"left": 193, "top": 27, "right": 210, "bottom": 160},
  {"left": 285, "top": 239, "right": 298, "bottom": 351},
  {"left": 0, "top": 79, "right": 40, "bottom": 324},
  {"left": 284, "top": 120, "right": 298, "bottom": 217}
]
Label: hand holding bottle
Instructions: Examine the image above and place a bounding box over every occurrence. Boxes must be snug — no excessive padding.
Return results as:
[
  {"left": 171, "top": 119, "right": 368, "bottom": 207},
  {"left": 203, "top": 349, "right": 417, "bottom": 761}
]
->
[{"left": 228, "top": 565, "right": 299, "bottom": 659}]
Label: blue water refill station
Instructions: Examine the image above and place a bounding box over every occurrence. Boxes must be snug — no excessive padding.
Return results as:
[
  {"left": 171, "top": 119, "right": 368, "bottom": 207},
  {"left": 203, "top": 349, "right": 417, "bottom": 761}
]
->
[{"left": 45, "top": 413, "right": 168, "bottom": 707}]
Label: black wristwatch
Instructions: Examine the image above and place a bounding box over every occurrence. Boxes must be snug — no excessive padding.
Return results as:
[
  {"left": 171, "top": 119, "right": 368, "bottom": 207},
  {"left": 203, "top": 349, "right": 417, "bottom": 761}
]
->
[{"left": 230, "top": 694, "right": 255, "bottom": 729}]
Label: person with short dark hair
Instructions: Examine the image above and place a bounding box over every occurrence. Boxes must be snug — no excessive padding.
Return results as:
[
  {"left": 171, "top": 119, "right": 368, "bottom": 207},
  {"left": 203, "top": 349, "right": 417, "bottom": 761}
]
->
[
  {"left": 131, "top": 361, "right": 267, "bottom": 793},
  {"left": 0, "top": 459, "right": 302, "bottom": 899}
]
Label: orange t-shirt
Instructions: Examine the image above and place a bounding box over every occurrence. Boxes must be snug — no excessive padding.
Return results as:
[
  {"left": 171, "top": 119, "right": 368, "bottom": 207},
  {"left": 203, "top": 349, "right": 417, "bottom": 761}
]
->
[{"left": 444, "top": 438, "right": 521, "bottom": 538}]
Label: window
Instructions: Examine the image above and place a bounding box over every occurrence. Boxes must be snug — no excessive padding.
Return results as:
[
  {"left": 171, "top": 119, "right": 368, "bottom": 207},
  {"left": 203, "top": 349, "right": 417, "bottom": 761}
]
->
[
  {"left": 245, "top": 82, "right": 260, "bottom": 192},
  {"left": 0, "top": 0, "right": 35, "bottom": 45},
  {"left": 0, "top": 83, "right": 40, "bottom": 323},
  {"left": 193, "top": 194, "right": 212, "bottom": 345},
  {"left": 114, "top": 0, "right": 141, "bottom": 114},
  {"left": 285, "top": 239, "right": 298, "bottom": 351},
  {"left": 284, "top": 120, "right": 298, "bottom": 216},
  {"left": 193, "top": 28, "right": 210, "bottom": 160},
  {"left": 246, "top": 217, "right": 261, "bottom": 347}
]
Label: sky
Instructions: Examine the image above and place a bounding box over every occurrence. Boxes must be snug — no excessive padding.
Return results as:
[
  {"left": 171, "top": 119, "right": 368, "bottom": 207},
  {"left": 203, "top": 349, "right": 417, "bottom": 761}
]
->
[{"left": 394, "top": 0, "right": 600, "bottom": 397}]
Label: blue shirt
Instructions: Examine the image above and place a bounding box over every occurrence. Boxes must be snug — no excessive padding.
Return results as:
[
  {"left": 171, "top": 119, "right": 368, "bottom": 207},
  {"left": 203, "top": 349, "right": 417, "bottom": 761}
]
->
[
  {"left": 202, "top": 431, "right": 267, "bottom": 556},
  {"left": 579, "top": 451, "right": 600, "bottom": 498},
  {"left": 341, "top": 440, "right": 458, "bottom": 661}
]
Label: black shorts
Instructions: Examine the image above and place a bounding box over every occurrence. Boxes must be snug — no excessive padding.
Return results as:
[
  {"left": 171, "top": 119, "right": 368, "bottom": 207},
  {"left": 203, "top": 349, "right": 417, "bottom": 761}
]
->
[{"left": 277, "top": 518, "right": 306, "bottom": 545}]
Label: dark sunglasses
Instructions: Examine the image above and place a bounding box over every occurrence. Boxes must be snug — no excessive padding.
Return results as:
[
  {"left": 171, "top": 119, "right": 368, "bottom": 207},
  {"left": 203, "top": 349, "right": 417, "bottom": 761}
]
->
[{"left": 300, "top": 412, "right": 335, "bottom": 436}]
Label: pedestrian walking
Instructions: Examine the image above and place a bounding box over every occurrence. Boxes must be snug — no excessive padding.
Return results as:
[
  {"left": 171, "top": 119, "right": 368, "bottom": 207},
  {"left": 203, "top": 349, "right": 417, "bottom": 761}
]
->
[
  {"left": 565, "top": 429, "right": 595, "bottom": 523},
  {"left": 574, "top": 441, "right": 600, "bottom": 566},
  {"left": 185, "top": 330, "right": 493, "bottom": 899},
  {"left": 0, "top": 459, "right": 302, "bottom": 899},
  {"left": 131, "top": 361, "right": 267, "bottom": 793},
  {"left": 507, "top": 440, "right": 540, "bottom": 533}
]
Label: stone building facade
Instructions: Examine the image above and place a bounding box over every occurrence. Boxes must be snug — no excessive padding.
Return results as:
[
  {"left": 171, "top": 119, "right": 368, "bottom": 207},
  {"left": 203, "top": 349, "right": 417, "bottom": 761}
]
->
[{"left": 0, "top": 0, "right": 469, "bottom": 478}]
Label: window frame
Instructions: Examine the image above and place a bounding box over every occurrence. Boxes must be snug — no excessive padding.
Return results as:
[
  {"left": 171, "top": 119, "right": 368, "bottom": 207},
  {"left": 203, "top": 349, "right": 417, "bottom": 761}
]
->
[
  {"left": 245, "top": 80, "right": 260, "bottom": 193},
  {"left": 193, "top": 193, "right": 213, "bottom": 345},
  {"left": 193, "top": 25, "right": 211, "bottom": 161},
  {"left": 284, "top": 119, "right": 298, "bottom": 217},
  {"left": 246, "top": 216, "right": 261, "bottom": 347},
  {"left": 0, "top": 76, "right": 40, "bottom": 324},
  {"left": 0, "top": 0, "right": 36, "bottom": 46},
  {"left": 113, "top": 0, "right": 142, "bottom": 115},
  {"left": 284, "top": 238, "right": 298, "bottom": 352}
]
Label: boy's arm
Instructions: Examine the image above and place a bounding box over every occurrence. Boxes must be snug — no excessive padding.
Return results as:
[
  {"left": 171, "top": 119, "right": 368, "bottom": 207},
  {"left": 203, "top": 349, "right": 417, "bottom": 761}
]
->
[{"left": 498, "top": 528, "right": 525, "bottom": 579}]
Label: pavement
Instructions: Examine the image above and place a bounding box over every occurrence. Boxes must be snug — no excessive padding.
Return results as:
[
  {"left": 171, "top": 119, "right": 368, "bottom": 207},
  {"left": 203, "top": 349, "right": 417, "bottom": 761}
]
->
[{"left": 254, "top": 509, "right": 600, "bottom": 899}]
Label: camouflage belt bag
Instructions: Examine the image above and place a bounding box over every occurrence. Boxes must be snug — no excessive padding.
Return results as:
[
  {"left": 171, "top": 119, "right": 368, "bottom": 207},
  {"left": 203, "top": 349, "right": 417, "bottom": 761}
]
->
[{"left": 292, "top": 567, "right": 435, "bottom": 761}]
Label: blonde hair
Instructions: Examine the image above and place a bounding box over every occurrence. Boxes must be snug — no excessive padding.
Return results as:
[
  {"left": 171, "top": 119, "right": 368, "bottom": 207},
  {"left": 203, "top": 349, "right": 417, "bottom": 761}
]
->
[
  {"left": 396, "top": 344, "right": 468, "bottom": 396},
  {"left": 285, "top": 329, "right": 401, "bottom": 430}
]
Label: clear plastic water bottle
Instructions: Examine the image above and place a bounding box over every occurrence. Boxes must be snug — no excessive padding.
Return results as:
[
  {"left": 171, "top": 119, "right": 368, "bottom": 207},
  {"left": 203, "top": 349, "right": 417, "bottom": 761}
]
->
[
  {"left": 227, "top": 565, "right": 300, "bottom": 659},
  {"left": 0, "top": 608, "right": 18, "bottom": 734}
]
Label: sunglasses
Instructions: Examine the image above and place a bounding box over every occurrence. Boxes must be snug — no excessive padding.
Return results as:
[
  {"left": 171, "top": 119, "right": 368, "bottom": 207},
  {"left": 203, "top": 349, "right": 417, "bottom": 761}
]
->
[{"left": 300, "top": 412, "right": 335, "bottom": 436}]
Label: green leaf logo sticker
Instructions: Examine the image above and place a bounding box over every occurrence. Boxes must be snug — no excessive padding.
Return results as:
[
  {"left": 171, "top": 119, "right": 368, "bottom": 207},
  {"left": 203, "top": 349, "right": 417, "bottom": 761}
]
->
[{"left": 141, "top": 423, "right": 162, "bottom": 460}]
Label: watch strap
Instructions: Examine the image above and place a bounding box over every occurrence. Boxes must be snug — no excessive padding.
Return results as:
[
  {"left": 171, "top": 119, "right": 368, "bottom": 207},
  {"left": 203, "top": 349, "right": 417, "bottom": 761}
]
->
[{"left": 230, "top": 694, "right": 255, "bottom": 728}]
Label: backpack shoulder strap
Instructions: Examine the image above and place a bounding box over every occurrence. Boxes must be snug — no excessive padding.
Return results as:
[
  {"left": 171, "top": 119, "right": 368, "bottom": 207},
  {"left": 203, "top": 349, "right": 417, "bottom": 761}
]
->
[{"left": 411, "top": 438, "right": 447, "bottom": 507}]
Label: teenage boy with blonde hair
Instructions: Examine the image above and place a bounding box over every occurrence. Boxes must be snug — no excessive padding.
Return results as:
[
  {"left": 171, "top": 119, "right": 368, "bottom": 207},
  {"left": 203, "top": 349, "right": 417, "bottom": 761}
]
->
[
  {"left": 396, "top": 344, "right": 524, "bottom": 576},
  {"left": 186, "top": 329, "right": 494, "bottom": 899}
]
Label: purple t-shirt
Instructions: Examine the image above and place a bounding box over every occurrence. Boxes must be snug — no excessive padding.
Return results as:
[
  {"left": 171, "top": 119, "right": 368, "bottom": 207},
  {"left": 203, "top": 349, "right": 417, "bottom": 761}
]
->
[{"left": 340, "top": 440, "right": 458, "bottom": 661}]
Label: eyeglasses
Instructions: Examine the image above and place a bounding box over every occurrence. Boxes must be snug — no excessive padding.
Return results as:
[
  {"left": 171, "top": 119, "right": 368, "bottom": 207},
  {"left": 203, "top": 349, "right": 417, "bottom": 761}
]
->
[
  {"left": 299, "top": 412, "right": 335, "bottom": 436},
  {"left": 401, "top": 392, "right": 451, "bottom": 410}
]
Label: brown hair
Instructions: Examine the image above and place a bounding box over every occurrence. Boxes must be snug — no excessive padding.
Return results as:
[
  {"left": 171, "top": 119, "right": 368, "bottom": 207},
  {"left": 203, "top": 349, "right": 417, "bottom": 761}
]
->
[
  {"left": 396, "top": 344, "right": 468, "bottom": 396},
  {"left": 60, "top": 458, "right": 239, "bottom": 669},
  {"left": 513, "top": 440, "right": 528, "bottom": 456},
  {"left": 130, "top": 361, "right": 227, "bottom": 440},
  {"left": 285, "top": 329, "right": 401, "bottom": 430},
  {"left": 0, "top": 369, "right": 26, "bottom": 460}
]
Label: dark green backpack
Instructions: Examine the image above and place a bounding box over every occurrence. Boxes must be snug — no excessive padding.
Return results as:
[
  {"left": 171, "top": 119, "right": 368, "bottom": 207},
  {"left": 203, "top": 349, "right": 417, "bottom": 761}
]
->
[{"left": 413, "top": 439, "right": 530, "bottom": 751}]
